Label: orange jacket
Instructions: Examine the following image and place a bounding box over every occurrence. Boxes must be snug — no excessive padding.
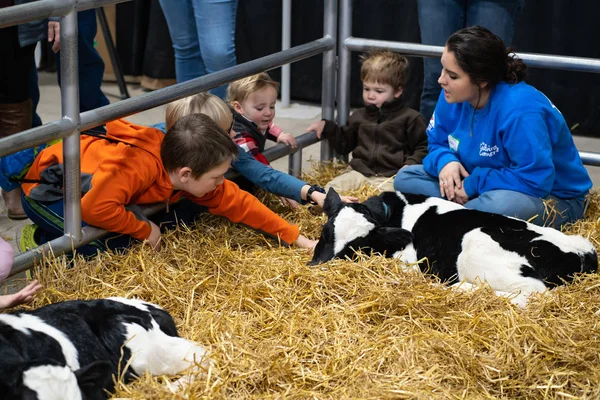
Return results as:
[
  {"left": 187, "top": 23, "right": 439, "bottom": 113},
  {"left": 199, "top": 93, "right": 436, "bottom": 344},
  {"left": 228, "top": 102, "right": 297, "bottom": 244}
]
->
[{"left": 23, "top": 119, "right": 300, "bottom": 244}]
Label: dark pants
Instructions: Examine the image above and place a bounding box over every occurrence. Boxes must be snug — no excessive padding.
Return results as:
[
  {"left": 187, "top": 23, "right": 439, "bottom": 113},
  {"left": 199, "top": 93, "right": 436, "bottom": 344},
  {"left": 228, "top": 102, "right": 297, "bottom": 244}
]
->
[
  {"left": 30, "top": 9, "right": 110, "bottom": 128},
  {"left": 0, "top": 25, "right": 35, "bottom": 104},
  {"left": 22, "top": 194, "right": 208, "bottom": 258}
]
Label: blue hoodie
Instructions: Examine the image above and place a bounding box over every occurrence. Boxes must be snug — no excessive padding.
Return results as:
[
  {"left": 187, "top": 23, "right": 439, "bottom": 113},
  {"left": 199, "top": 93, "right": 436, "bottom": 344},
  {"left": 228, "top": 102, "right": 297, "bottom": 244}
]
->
[{"left": 424, "top": 81, "right": 591, "bottom": 199}]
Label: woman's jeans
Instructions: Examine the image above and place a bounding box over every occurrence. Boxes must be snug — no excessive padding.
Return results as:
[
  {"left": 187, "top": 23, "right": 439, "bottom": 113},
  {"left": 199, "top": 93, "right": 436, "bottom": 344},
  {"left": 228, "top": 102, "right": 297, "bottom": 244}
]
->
[
  {"left": 417, "top": 0, "right": 524, "bottom": 121},
  {"left": 394, "top": 165, "right": 586, "bottom": 229},
  {"left": 158, "top": 0, "right": 238, "bottom": 99}
]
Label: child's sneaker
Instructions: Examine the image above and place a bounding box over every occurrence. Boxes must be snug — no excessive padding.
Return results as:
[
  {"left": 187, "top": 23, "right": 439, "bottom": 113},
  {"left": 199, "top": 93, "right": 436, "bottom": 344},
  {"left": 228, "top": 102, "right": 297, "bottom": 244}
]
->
[
  {"left": 16, "top": 224, "right": 39, "bottom": 254},
  {"left": 16, "top": 224, "right": 39, "bottom": 280}
]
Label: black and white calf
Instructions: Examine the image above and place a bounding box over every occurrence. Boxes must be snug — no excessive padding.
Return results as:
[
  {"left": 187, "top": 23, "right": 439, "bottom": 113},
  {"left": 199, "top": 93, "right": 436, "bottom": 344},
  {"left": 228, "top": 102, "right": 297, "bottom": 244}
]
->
[
  {"left": 311, "top": 189, "right": 598, "bottom": 306},
  {"left": 0, "top": 297, "right": 209, "bottom": 399}
]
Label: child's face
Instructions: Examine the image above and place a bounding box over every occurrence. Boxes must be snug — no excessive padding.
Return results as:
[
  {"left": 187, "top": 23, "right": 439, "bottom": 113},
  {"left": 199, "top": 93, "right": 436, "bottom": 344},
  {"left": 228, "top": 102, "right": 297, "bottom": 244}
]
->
[
  {"left": 182, "top": 158, "right": 232, "bottom": 198},
  {"left": 362, "top": 81, "right": 403, "bottom": 108},
  {"left": 233, "top": 86, "right": 278, "bottom": 131}
]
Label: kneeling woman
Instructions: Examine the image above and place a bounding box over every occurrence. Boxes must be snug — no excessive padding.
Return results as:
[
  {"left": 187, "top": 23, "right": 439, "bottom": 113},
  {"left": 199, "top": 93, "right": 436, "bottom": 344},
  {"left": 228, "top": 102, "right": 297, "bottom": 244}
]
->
[{"left": 395, "top": 26, "right": 591, "bottom": 229}]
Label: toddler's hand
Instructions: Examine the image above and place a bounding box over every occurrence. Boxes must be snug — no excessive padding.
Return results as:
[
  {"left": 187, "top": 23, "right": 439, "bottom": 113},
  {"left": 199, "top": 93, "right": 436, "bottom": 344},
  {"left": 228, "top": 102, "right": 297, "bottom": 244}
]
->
[
  {"left": 279, "top": 196, "right": 300, "bottom": 209},
  {"left": 277, "top": 132, "right": 297, "bottom": 148},
  {"left": 0, "top": 279, "right": 42, "bottom": 310},
  {"left": 294, "top": 234, "right": 317, "bottom": 250},
  {"left": 306, "top": 120, "right": 326, "bottom": 139}
]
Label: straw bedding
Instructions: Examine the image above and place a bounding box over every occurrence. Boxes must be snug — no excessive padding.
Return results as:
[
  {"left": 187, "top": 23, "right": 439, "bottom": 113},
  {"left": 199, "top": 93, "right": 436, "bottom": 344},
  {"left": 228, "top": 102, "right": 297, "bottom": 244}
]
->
[{"left": 7, "top": 161, "right": 600, "bottom": 399}]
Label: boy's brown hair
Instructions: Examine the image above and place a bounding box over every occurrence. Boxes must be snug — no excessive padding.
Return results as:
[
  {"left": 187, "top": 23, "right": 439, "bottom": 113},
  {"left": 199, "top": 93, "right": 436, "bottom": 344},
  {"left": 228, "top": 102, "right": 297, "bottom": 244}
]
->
[
  {"left": 165, "top": 92, "right": 233, "bottom": 132},
  {"left": 360, "top": 51, "right": 409, "bottom": 89},
  {"left": 161, "top": 113, "right": 238, "bottom": 178},
  {"left": 226, "top": 72, "right": 280, "bottom": 105}
]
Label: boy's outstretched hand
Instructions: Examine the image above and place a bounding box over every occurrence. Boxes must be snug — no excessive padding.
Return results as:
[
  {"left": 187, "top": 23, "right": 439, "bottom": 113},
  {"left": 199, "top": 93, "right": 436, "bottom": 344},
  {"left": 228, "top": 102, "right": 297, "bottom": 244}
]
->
[
  {"left": 306, "top": 120, "right": 326, "bottom": 139},
  {"left": 294, "top": 234, "right": 317, "bottom": 250},
  {"left": 0, "top": 280, "right": 42, "bottom": 310},
  {"left": 147, "top": 220, "right": 162, "bottom": 250},
  {"left": 277, "top": 132, "right": 297, "bottom": 148}
]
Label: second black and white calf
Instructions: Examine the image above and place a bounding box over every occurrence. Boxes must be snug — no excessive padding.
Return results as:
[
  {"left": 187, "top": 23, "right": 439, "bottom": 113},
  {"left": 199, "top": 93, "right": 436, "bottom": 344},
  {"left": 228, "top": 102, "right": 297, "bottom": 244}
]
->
[
  {"left": 0, "top": 297, "right": 209, "bottom": 399},
  {"left": 311, "top": 189, "right": 598, "bottom": 305}
]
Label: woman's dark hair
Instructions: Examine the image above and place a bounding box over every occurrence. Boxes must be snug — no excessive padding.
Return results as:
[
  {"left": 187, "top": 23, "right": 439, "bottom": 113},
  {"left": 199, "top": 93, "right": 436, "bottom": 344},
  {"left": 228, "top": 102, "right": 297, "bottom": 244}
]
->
[{"left": 446, "top": 25, "right": 526, "bottom": 87}]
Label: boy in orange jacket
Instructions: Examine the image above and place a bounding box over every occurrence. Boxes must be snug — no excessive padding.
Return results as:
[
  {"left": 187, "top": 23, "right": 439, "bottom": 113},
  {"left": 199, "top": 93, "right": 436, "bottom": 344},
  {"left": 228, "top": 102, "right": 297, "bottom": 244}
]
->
[{"left": 19, "top": 114, "right": 316, "bottom": 256}]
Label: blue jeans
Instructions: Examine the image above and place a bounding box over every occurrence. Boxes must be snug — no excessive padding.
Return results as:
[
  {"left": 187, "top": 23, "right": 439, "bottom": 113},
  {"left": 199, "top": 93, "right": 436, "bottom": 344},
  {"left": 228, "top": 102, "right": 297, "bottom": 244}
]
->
[
  {"left": 417, "top": 0, "right": 524, "bottom": 121},
  {"left": 394, "top": 165, "right": 586, "bottom": 229},
  {"left": 56, "top": 9, "right": 110, "bottom": 112},
  {"left": 159, "top": 0, "right": 238, "bottom": 99},
  {"left": 30, "top": 9, "right": 110, "bottom": 129}
]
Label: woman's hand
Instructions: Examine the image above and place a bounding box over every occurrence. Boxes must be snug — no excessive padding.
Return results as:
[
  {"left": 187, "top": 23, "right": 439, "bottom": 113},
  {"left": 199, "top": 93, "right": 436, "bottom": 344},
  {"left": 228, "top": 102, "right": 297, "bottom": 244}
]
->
[
  {"left": 277, "top": 132, "right": 297, "bottom": 148},
  {"left": 439, "top": 161, "right": 469, "bottom": 201},
  {"left": 453, "top": 186, "right": 469, "bottom": 205},
  {"left": 0, "top": 280, "right": 42, "bottom": 310},
  {"left": 48, "top": 21, "right": 61, "bottom": 53},
  {"left": 294, "top": 234, "right": 318, "bottom": 250},
  {"left": 306, "top": 120, "right": 326, "bottom": 139},
  {"left": 147, "top": 221, "right": 162, "bottom": 250}
]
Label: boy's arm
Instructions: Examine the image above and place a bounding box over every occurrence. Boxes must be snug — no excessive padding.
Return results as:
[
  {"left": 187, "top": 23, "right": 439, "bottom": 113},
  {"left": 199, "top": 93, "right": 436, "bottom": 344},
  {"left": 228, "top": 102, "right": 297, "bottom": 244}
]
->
[
  {"left": 404, "top": 114, "right": 429, "bottom": 166},
  {"left": 185, "top": 180, "right": 300, "bottom": 245},
  {"left": 233, "top": 147, "right": 307, "bottom": 202},
  {"left": 235, "top": 136, "right": 271, "bottom": 166},
  {"left": 321, "top": 115, "right": 360, "bottom": 155}
]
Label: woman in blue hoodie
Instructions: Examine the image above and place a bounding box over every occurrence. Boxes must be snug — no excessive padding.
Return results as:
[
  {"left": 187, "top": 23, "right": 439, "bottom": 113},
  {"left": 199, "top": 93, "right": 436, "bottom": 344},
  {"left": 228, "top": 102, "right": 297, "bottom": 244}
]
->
[{"left": 394, "top": 26, "right": 592, "bottom": 229}]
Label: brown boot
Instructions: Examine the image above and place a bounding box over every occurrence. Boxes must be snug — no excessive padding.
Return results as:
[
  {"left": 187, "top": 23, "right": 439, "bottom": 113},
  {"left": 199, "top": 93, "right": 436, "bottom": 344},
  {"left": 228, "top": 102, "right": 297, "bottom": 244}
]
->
[
  {"left": 0, "top": 98, "right": 33, "bottom": 138},
  {"left": 0, "top": 99, "right": 33, "bottom": 219},
  {"left": 1, "top": 188, "right": 27, "bottom": 220}
]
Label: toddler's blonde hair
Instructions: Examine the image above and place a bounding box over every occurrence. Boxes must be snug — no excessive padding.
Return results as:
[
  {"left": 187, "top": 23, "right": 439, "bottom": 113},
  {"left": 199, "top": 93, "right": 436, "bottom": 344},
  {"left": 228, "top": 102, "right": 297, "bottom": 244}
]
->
[
  {"left": 165, "top": 92, "right": 232, "bottom": 132},
  {"left": 226, "top": 72, "right": 280, "bottom": 106},
  {"left": 360, "top": 50, "right": 409, "bottom": 89}
]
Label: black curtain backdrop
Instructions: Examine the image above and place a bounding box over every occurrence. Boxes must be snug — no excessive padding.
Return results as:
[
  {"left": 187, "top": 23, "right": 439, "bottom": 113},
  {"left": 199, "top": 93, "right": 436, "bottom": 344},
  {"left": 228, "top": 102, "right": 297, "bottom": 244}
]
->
[{"left": 117, "top": 0, "right": 600, "bottom": 136}]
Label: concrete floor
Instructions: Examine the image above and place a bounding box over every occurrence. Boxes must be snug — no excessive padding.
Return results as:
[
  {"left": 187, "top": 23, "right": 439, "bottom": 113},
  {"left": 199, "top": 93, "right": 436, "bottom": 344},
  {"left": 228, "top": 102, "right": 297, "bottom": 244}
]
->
[{"left": 2, "top": 71, "right": 600, "bottom": 266}]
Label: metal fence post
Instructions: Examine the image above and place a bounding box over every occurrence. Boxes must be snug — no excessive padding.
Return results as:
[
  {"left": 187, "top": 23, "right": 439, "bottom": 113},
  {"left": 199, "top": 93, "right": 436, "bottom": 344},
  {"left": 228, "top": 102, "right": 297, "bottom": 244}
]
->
[
  {"left": 320, "top": 0, "right": 337, "bottom": 161},
  {"left": 60, "top": 9, "right": 83, "bottom": 244},
  {"left": 281, "top": 0, "right": 291, "bottom": 108},
  {"left": 334, "top": 0, "right": 351, "bottom": 163}
]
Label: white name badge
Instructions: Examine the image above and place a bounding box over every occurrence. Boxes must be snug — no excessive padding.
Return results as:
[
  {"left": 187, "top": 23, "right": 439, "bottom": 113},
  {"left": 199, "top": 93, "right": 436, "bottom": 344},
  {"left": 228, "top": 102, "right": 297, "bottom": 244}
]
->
[{"left": 448, "top": 135, "right": 459, "bottom": 152}]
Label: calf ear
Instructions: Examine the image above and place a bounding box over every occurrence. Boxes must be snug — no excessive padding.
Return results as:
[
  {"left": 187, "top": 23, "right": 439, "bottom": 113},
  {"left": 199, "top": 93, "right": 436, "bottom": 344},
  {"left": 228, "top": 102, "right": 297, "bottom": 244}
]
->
[
  {"left": 75, "top": 360, "right": 113, "bottom": 400},
  {"left": 323, "top": 188, "right": 343, "bottom": 217},
  {"left": 372, "top": 227, "right": 414, "bottom": 251}
]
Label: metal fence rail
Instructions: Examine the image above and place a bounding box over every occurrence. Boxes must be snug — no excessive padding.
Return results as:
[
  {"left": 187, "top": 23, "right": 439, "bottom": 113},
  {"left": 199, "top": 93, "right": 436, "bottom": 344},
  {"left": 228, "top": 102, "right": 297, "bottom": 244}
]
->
[{"left": 2, "top": 0, "right": 338, "bottom": 275}]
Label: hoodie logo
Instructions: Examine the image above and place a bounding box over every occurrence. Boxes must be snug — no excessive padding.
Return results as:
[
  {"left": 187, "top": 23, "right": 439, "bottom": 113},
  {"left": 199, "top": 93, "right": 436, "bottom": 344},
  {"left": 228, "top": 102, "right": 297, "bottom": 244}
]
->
[
  {"left": 479, "top": 142, "right": 499, "bottom": 157},
  {"left": 427, "top": 112, "right": 435, "bottom": 133}
]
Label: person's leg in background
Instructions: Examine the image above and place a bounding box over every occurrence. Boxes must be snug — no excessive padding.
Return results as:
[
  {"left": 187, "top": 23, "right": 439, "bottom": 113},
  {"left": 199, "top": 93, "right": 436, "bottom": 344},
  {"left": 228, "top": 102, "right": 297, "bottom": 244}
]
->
[
  {"left": 159, "top": 0, "right": 206, "bottom": 83},
  {"left": 466, "top": 0, "right": 525, "bottom": 46},
  {"left": 417, "top": 0, "right": 465, "bottom": 121},
  {"left": 0, "top": 25, "right": 35, "bottom": 220},
  {"left": 192, "top": 0, "right": 238, "bottom": 99},
  {"left": 56, "top": 9, "right": 110, "bottom": 112}
]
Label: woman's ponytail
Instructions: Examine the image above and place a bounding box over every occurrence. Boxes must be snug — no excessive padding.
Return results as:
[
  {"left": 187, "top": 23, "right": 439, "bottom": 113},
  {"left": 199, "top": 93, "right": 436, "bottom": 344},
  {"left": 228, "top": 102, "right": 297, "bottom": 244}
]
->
[{"left": 504, "top": 49, "right": 527, "bottom": 83}]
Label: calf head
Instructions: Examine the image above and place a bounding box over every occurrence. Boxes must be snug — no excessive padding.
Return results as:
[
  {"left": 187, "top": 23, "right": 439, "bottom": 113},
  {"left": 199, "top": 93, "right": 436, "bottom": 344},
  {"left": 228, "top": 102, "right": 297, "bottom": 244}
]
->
[
  {"left": 310, "top": 189, "right": 413, "bottom": 265},
  {"left": 0, "top": 359, "right": 112, "bottom": 400}
]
